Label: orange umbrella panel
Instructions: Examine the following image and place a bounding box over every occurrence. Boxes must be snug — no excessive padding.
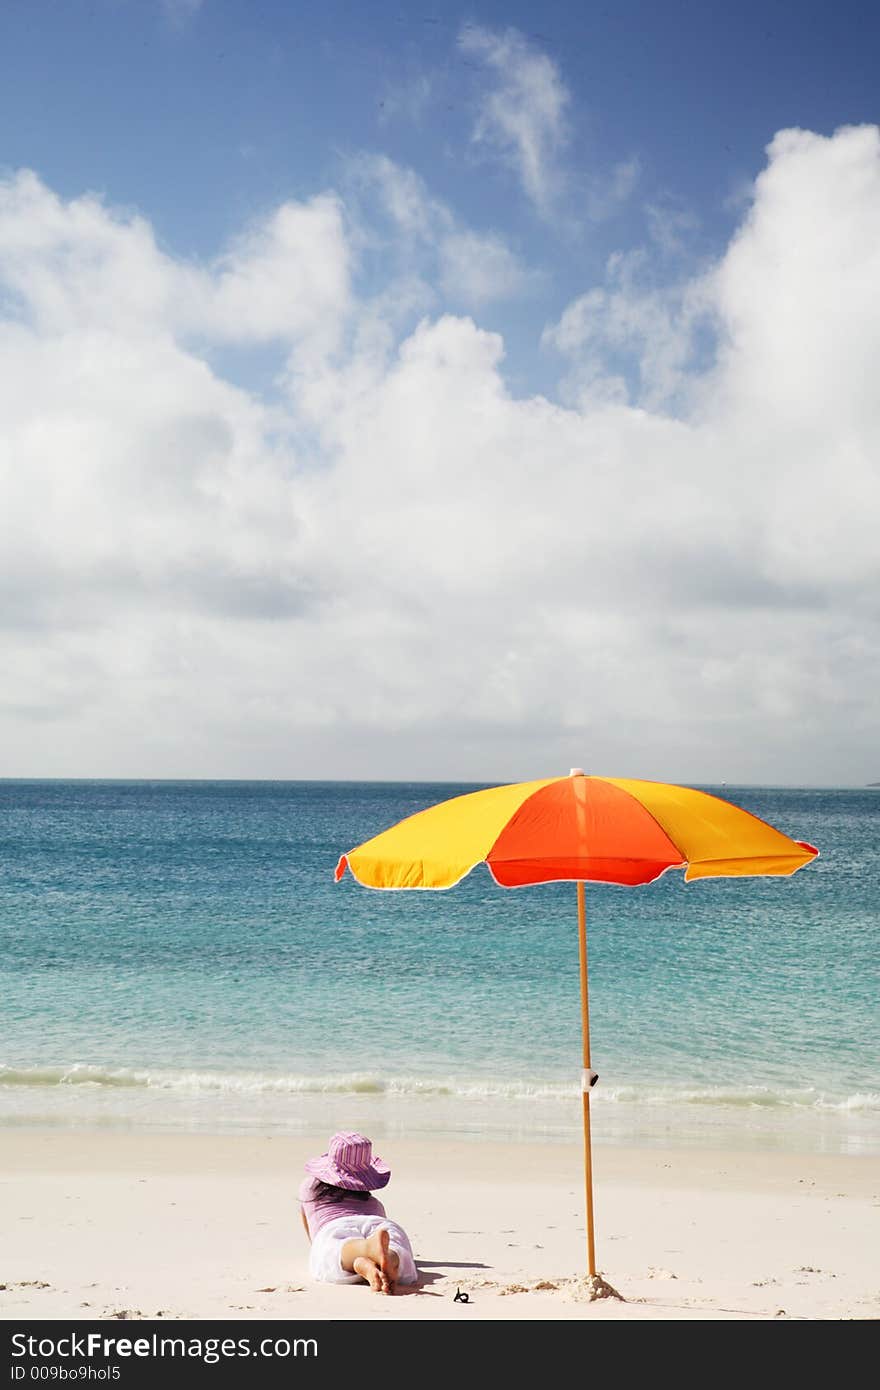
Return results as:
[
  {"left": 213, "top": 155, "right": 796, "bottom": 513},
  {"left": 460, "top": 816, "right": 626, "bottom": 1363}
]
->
[{"left": 485, "top": 777, "right": 685, "bottom": 886}]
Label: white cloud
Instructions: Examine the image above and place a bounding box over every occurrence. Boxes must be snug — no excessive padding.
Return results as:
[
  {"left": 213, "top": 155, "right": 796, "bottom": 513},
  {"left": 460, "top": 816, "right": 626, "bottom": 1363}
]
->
[
  {"left": 0, "top": 172, "right": 343, "bottom": 646},
  {"left": 0, "top": 126, "right": 879, "bottom": 782},
  {"left": 439, "top": 230, "right": 532, "bottom": 305},
  {"left": 542, "top": 247, "right": 715, "bottom": 409},
  {"left": 0, "top": 171, "right": 350, "bottom": 351},
  {"left": 459, "top": 24, "right": 569, "bottom": 214},
  {"left": 347, "top": 154, "right": 532, "bottom": 308},
  {"left": 203, "top": 196, "right": 351, "bottom": 351},
  {"left": 354, "top": 155, "right": 435, "bottom": 240},
  {"left": 458, "top": 25, "right": 638, "bottom": 228}
]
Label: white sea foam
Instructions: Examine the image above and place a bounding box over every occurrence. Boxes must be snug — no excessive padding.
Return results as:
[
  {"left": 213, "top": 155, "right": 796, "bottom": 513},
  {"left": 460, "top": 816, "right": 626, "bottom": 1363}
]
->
[{"left": 1, "top": 1063, "right": 877, "bottom": 1113}]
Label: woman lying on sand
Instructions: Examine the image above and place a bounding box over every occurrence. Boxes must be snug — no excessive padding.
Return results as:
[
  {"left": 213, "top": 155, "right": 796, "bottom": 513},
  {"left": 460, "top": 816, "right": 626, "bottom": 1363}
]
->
[{"left": 299, "top": 1131, "right": 417, "bottom": 1294}]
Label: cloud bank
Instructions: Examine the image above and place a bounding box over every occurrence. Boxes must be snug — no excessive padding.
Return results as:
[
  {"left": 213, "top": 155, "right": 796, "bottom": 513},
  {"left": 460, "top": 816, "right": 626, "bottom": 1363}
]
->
[{"left": 0, "top": 124, "right": 878, "bottom": 782}]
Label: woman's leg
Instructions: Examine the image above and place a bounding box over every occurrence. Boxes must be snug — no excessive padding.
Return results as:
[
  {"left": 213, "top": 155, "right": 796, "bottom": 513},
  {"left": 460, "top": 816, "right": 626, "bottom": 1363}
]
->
[{"left": 340, "top": 1226, "right": 400, "bottom": 1294}]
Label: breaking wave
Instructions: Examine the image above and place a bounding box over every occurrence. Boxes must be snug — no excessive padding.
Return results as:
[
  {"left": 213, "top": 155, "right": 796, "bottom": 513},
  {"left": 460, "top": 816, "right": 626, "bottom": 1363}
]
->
[{"left": 1, "top": 1063, "right": 877, "bottom": 1113}]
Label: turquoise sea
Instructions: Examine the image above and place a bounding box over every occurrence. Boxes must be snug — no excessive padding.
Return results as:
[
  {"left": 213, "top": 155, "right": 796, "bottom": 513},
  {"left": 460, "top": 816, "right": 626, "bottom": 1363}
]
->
[{"left": 1, "top": 780, "right": 877, "bottom": 1154}]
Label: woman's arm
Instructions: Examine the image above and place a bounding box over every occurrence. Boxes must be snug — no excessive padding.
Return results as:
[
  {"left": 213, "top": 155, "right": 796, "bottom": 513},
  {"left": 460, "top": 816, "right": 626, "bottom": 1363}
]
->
[{"left": 300, "top": 1207, "right": 311, "bottom": 1243}]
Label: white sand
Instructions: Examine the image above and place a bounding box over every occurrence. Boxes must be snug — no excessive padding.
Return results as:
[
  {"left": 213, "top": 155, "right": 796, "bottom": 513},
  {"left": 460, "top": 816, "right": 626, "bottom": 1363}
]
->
[{"left": 1, "top": 1131, "right": 878, "bottom": 1321}]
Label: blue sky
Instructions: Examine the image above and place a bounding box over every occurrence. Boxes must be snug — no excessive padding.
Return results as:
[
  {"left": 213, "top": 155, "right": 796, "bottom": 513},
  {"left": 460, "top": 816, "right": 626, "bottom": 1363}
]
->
[
  {"left": 0, "top": 2, "right": 878, "bottom": 780},
  {"left": 4, "top": 1, "right": 876, "bottom": 301}
]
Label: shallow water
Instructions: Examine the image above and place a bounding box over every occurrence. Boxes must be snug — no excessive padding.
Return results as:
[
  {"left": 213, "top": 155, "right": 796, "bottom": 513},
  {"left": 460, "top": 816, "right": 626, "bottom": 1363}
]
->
[{"left": 1, "top": 780, "right": 877, "bottom": 1153}]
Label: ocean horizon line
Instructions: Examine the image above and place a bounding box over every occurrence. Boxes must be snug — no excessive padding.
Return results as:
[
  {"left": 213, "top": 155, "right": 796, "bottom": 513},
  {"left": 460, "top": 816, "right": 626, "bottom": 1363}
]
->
[{"left": 0, "top": 776, "right": 873, "bottom": 791}]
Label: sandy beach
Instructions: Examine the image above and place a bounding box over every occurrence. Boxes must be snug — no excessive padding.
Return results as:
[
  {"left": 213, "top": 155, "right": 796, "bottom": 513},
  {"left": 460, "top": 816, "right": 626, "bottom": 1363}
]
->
[{"left": 1, "top": 1130, "right": 877, "bottom": 1322}]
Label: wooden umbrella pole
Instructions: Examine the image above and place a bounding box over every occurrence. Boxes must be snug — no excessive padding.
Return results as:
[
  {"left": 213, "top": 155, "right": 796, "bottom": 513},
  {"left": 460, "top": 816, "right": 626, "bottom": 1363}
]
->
[{"left": 577, "top": 879, "right": 597, "bottom": 1276}]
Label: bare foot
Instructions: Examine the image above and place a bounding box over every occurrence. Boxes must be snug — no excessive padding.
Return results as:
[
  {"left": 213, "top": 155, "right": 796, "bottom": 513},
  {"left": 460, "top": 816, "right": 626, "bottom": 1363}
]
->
[
  {"left": 352, "top": 1256, "right": 384, "bottom": 1292},
  {"left": 364, "top": 1227, "right": 400, "bottom": 1295}
]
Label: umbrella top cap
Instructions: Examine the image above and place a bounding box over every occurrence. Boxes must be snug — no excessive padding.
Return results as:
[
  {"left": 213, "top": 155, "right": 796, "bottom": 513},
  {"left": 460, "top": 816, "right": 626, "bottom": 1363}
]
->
[{"left": 569, "top": 767, "right": 586, "bottom": 778}]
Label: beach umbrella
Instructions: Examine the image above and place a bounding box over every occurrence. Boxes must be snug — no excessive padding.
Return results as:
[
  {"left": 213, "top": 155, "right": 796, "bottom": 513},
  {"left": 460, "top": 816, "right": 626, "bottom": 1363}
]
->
[{"left": 335, "top": 770, "right": 818, "bottom": 1291}]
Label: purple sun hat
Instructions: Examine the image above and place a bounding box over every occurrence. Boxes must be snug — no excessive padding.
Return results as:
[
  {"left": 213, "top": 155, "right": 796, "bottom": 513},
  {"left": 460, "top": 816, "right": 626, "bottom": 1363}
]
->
[{"left": 304, "top": 1131, "right": 391, "bottom": 1191}]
